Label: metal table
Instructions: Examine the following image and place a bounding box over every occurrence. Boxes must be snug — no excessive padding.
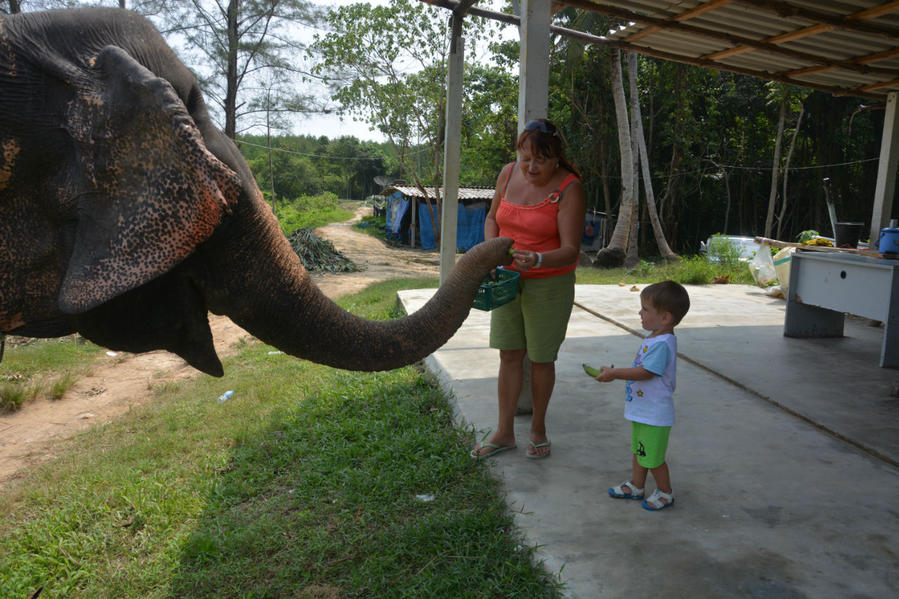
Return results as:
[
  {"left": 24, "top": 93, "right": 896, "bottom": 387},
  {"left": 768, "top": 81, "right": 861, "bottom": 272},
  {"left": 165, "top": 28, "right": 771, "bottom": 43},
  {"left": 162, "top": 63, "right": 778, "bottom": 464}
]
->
[{"left": 785, "top": 250, "right": 899, "bottom": 367}]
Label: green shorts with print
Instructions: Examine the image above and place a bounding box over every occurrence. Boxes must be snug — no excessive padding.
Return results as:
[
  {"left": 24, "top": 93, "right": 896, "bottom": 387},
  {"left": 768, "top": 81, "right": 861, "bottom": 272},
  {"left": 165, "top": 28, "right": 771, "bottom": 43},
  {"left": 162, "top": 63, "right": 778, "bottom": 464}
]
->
[
  {"left": 631, "top": 421, "right": 671, "bottom": 469},
  {"left": 489, "top": 271, "right": 575, "bottom": 363}
]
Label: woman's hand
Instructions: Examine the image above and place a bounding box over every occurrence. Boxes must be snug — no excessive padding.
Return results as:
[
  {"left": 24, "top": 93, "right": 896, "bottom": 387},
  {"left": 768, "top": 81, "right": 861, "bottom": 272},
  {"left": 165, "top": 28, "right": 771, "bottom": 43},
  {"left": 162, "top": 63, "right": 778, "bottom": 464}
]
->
[{"left": 511, "top": 249, "right": 542, "bottom": 270}]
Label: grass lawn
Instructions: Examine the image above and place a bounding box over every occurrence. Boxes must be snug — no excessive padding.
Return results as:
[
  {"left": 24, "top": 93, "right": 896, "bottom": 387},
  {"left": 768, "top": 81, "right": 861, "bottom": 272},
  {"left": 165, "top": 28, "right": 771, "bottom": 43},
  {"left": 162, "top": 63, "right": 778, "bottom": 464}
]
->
[
  {"left": 0, "top": 279, "right": 564, "bottom": 599},
  {"left": 0, "top": 337, "right": 103, "bottom": 412}
]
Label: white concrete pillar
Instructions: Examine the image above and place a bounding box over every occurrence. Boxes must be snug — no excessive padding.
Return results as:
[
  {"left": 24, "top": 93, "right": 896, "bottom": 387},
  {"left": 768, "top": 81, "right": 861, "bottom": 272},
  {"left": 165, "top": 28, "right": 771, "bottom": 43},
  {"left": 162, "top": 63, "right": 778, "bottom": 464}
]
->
[
  {"left": 514, "top": 0, "right": 551, "bottom": 414},
  {"left": 517, "top": 0, "right": 551, "bottom": 132},
  {"left": 872, "top": 92, "right": 899, "bottom": 240},
  {"left": 440, "top": 18, "right": 464, "bottom": 284}
]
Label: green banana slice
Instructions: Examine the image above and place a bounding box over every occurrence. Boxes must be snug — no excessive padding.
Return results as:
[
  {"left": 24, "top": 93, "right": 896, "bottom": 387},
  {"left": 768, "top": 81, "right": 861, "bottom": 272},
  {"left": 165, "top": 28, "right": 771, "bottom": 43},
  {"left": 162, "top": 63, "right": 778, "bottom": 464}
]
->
[{"left": 582, "top": 363, "right": 602, "bottom": 377}]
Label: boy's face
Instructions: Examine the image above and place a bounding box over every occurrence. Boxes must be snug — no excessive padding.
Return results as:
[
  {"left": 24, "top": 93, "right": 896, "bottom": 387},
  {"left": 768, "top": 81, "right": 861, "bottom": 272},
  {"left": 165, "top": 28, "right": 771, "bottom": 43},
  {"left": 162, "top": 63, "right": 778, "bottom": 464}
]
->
[{"left": 639, "top": 298, "right": 672, "bottom": 333}]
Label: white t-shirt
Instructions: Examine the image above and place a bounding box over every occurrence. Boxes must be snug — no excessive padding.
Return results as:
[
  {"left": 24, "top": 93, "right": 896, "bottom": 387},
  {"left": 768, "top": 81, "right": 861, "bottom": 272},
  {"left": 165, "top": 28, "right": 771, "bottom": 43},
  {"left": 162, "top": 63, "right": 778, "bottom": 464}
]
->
[{"left": 624, "top": 333, "right": 677, "bottom": 426}]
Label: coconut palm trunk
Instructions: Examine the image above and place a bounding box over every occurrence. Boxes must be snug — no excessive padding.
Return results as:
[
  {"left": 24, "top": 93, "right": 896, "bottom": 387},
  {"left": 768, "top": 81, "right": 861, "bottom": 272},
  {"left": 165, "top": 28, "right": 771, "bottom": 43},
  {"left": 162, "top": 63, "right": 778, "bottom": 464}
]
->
[
  {"left": 627, "top": 52, "right": 677, "bottom": 261},
  {"left": 765, "top": 96, "right": 787, "bottom": 239},
  {"left": 594, "top": 48, "right": 635, "bottom": 268}
]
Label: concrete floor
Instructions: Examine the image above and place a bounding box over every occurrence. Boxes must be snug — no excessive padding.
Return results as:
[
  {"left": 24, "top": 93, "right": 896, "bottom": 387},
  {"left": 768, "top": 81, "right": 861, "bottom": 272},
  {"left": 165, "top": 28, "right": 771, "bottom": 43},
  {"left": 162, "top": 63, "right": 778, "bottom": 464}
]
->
[{"left": 398, "top": 284, "right": 899, "bottom": 599}]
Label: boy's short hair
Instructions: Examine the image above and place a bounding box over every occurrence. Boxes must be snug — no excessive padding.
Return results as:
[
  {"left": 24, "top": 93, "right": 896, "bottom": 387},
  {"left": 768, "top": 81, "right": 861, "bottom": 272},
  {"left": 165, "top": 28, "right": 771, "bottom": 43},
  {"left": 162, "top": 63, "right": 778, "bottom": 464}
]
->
[{"left": 641, "top": 280, "right": 690, "bottom": 326}]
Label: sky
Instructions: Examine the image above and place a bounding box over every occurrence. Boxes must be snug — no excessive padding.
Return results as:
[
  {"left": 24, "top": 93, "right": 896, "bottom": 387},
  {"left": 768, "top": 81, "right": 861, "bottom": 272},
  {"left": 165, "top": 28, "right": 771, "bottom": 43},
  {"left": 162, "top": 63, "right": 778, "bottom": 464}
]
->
[{"left": 293, "top": 109, "right": 386, "bottom": 142}]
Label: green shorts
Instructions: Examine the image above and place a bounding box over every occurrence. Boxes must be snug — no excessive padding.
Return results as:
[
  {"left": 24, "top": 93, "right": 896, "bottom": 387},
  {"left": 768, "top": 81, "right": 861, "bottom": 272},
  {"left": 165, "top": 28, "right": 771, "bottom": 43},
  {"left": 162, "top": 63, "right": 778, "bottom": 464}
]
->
[
  {"left": 489, "top": 271, "right": 575, "bottom": 363},
  {"left": 631, "top": 422, "right": 671, "bottom": 469}
]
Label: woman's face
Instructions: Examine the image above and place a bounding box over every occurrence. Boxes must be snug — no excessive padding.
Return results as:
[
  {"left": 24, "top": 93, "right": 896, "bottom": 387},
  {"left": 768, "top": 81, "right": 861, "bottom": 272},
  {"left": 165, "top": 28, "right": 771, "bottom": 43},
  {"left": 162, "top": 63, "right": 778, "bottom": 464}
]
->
[{"left": 518, "top": 141, "right": 557, "bottom": 186}]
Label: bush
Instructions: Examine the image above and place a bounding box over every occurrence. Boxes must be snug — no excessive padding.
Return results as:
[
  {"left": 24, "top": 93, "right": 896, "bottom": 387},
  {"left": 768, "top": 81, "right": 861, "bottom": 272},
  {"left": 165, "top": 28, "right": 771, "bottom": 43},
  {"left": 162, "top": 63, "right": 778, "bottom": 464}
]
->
[
  {"left": 274, "top": 192, "right": 353, "bottom": 235},
  {"left": 705, "top": 234, "right": 746, "bottom": 266}
]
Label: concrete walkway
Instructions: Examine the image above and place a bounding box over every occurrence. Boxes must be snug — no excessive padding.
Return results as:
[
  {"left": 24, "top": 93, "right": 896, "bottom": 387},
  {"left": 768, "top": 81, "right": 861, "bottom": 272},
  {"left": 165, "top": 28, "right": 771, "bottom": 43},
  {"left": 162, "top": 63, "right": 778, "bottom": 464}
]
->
[{"left": 398, "top": 284, "right": 899, "bottom": 599}]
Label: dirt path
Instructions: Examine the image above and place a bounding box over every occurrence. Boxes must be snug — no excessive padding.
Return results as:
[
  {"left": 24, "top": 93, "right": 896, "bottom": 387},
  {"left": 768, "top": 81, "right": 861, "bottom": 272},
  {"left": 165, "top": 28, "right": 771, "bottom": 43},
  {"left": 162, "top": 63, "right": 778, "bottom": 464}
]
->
[{"left": 0, "top": 205, "right": 439, "bottom": 490}]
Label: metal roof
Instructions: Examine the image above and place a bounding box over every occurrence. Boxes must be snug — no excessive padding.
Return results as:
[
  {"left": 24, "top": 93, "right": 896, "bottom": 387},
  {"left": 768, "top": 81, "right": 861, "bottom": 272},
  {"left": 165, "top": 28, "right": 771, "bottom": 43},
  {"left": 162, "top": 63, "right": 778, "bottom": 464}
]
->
[
  {"left": 560, "top": 0, "right": 899, "bottom": 101},
  {"left": 383, "top": 186, "right": 495, "bottom": 201}
]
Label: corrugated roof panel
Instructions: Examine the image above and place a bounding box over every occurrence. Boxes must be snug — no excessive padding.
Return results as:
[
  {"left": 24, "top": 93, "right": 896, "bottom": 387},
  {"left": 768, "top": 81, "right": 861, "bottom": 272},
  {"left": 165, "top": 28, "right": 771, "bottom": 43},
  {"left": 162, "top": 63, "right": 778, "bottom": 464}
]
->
[
  {"left": 383, "top": 186, "right": 494, "bottom": 201},
  {"left": 784, "top": 36, "right": 893, "bottom": 61},
  {"left": 728, "top": 54, "right": 807, "bottom": 73},
  {"left": 575, "top": 0, "right": 899, "bottom": 100},
  {"left": 689, "top": 9, "right": 813, "bottom": 38}
]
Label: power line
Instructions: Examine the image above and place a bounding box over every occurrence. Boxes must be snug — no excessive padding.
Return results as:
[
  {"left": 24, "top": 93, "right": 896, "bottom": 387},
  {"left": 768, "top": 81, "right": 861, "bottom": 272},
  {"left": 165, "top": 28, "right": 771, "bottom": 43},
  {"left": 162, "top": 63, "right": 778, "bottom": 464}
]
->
[
  {"left": 716, "top": 156, "right": 879, "bottom": 172},
  {"left": 593, "top": 156, "right": 879, "bottom": 181}
]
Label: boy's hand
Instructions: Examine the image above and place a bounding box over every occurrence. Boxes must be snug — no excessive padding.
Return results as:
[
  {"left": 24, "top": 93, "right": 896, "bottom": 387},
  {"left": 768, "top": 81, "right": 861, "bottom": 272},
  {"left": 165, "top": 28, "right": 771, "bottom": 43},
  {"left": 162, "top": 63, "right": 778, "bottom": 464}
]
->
[
  {"left": 583, "top": 363, "right": 615, "bottom": 382},
  {"left": 596, "top": 366, "right": 616, "bottom": 382}
]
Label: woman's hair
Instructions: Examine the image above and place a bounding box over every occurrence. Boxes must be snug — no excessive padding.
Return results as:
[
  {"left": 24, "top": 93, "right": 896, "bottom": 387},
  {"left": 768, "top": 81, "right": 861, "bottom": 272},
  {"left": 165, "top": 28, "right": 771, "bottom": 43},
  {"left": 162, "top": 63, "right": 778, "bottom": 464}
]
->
[
  {"left": 516, "top": 118, "right": 581, "bottom": 179},
  {"left": 641, "top": 280, "right": 691, "bottom": 326}
]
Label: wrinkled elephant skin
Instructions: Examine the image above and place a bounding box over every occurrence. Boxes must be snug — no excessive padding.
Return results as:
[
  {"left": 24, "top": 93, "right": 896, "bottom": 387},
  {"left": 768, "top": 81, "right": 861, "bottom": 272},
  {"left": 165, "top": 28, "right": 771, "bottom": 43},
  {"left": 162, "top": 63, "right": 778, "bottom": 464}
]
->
[{"left": 0, "top": 8, "right": 512, "bottom": 376}]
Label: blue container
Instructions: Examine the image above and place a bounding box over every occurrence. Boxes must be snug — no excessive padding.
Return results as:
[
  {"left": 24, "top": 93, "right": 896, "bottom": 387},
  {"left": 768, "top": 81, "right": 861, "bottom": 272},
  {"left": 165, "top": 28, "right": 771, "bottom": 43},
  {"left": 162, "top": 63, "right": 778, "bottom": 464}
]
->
[{"left": 878, "top": 227, "right": 899, "bottom": 254}]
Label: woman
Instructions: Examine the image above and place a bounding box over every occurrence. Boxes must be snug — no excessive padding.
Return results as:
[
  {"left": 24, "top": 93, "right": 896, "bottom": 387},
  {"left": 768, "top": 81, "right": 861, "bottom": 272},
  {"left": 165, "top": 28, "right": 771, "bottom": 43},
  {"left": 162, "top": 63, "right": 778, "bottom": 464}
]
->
[{"left": 471, "top": 118, "right": 585, "bottom": 460}]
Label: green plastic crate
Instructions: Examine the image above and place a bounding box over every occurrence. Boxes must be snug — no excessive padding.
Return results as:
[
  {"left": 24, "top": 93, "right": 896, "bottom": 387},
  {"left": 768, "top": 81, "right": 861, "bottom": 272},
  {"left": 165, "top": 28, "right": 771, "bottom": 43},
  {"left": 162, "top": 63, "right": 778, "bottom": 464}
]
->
[{"left": 473, "top": 268, "right": 520, "bottom": 311}]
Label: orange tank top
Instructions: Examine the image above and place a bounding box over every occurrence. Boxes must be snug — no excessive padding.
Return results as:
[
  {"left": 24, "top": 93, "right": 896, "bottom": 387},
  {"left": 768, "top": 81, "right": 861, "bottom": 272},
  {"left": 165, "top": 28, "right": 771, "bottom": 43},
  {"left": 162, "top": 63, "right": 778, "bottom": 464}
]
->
[{"left": 496, "top": 163, "right": 580, "bottom": 279}]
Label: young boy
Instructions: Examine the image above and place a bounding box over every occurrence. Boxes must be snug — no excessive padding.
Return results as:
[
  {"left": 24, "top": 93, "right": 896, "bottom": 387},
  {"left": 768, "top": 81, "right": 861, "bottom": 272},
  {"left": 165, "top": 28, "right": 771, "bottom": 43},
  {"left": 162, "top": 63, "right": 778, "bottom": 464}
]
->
[{"left": 591, "top": 280, "right": 690, "bottom": 511}]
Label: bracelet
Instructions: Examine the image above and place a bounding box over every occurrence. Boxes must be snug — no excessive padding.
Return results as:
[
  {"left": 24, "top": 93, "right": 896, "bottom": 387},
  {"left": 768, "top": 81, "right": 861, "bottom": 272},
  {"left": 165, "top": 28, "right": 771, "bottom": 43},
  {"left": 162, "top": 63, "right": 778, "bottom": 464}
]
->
[{"left": 535, "top": 252, "right": 543, "bottom": 268}]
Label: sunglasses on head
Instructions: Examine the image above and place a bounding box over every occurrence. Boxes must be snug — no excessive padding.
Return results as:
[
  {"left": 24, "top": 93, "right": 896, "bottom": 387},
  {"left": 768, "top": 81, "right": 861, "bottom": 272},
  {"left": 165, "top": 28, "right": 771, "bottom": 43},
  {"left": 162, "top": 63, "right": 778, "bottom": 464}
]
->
[{"left": 524, "top": 120, "right": 559, "bottom": 136}]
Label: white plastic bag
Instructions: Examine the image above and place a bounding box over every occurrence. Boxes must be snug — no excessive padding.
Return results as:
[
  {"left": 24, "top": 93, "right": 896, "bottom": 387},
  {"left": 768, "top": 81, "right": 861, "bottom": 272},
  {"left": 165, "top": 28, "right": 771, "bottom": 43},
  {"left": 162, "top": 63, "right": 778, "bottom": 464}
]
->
[
  {"left": 773, "top": 247, "right": 796, "bottom": 293},
  {"left": 749, "top": 244, "right": 777, "bottom": 287}
]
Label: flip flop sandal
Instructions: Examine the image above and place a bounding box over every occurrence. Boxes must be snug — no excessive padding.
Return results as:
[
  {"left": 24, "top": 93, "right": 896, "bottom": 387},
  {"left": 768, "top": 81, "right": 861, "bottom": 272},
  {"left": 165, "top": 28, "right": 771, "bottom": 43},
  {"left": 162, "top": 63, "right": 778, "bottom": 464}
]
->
[
  {"left": 525, "top": 440, "right": 551, "bottom": 459},
  {"left": 641, "top": 489, "right": 675, "bottom": 511},
  {"left": 470, "top": 442, "right": 516, "bottom": 459},
  {"left": 608, "top": 480, "right": 645, "bottom": 499}
]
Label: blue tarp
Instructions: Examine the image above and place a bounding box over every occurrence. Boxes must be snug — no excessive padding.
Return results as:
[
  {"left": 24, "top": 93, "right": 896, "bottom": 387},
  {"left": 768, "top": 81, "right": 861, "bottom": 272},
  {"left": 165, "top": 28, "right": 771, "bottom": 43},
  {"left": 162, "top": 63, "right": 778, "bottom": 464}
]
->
[
  {"left": 386, "top": 191, "right": 410, "bottom": 242},
  {"left": 417, "top": 202, "right": 486, "bottom": 251}
]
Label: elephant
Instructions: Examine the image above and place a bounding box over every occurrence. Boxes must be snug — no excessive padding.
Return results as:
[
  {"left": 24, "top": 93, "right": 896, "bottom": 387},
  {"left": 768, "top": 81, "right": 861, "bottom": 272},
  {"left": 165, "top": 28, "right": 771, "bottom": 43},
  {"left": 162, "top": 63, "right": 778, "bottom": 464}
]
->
[{"left": 0, "top": 7, "right": 512, "bottom": 377}]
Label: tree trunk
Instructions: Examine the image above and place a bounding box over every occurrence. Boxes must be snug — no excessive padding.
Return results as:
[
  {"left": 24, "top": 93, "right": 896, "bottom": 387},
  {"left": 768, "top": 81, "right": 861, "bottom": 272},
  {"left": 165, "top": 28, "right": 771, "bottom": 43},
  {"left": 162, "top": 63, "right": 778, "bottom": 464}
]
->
[
  {"left": 594, "top": 48, "right": 634, "bottom": 268},
  {"left": 627, "top": 52, "right": 677, "bottom": 261},
  {"left": 266, "top": 106, "right": 276, "bottom": 210},
  {"left": 625, "top": 53, "right": 640, "bottom": 269},
  {"left": 776, "top": 105, "right": 805, "bottom": 240},
  {"left": 224, "top": 0, "right": 240, "bottom": 140},
  {"left": 764, "top": 97, "right": 787, "bottom": 238}
]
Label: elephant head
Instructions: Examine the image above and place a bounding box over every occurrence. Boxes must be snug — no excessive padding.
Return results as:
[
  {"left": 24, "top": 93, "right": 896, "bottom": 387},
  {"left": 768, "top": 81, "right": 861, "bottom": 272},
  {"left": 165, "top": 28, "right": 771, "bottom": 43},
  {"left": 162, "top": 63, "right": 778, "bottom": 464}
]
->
[{"left": 0, "top": 7, "right": 512, "bottom": 376}]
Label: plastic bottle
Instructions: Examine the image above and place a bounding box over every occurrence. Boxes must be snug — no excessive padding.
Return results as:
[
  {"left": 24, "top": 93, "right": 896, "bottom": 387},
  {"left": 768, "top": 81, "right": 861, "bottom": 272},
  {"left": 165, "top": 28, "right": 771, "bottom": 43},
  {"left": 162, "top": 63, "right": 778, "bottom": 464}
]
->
[{"left": 217, "top": 390, "right": 234, "bottom": 403}]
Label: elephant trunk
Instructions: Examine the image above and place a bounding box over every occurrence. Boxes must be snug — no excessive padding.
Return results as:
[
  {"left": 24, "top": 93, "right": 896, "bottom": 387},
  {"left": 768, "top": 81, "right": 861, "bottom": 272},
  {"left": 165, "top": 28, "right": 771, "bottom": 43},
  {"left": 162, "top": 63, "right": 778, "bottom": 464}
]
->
[{"left": 203, "top": 207, "right": 513, "bottom": 371}]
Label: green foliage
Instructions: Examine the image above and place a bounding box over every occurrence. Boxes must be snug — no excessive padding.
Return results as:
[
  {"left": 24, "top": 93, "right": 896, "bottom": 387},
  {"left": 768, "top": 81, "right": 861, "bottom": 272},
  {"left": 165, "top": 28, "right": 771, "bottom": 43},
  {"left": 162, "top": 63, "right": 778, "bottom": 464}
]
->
[
  {"left": 239, "top": 134, "right": 391, "bottom": 201},
  {"left": 355, "top": 213, "right": 388, "bottom": 241},
  {"left": 309, "top": 0, "right": 509, "bottom": 189},
  {"left": 0, "top": 280, "right": 562, "bottom": 599},
  {"left": 705, "top": 234, "right": 745, "bottom": 266},
  {"left": 273, "top": 192, "right": 353, "bottom": 235}
]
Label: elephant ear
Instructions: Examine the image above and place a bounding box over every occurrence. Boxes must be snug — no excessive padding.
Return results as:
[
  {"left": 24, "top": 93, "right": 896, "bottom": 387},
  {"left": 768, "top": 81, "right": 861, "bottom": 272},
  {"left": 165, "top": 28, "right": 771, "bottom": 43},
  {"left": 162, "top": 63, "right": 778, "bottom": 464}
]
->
[{"left": 59, "top": 45, "right": 241, "bottom": 314}]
